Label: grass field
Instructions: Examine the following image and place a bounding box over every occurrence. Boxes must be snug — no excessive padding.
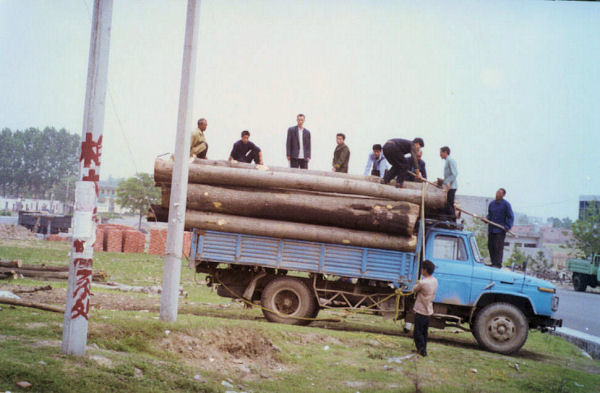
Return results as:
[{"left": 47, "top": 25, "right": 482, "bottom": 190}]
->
[{"left": 1, "top": 238, "right": 599, "bottom": 393}]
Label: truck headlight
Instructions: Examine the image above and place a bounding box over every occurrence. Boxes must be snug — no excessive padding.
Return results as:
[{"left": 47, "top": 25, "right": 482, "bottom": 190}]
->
[{"left": 551, "top": 295, "right": 559, "bottom": 312}]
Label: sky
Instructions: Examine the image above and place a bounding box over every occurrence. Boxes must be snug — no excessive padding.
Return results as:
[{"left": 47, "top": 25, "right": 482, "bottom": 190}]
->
[{"left": 1, "top": 0, "right": 599, "bottom": 220}]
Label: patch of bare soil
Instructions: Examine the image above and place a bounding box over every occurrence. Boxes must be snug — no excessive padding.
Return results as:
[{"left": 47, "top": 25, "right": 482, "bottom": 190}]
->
[
  {"left": 0, "top": 224, "right": 38, "bottom": 240},
  {"left": 0, "top": 284, "right": 160, "bottom": 311},
  {"left": 159, "top": 327, "right": 290, "bottom": 380}
]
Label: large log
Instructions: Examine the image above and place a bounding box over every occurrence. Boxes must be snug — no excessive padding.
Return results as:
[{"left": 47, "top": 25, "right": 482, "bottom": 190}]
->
[
  {"left": 155, "top": 159, "right": 446, "bottom": 208},
  {"left": 0, "top": 297, "right": 64, "bottom": 313},
  {"left": 161, "top": 184, "right": 419, "bottom": 235},
  {"left": 152, "top": 208, "right": 416, "bottom": 251},
  {"left": 193, "top": 158, "right": 381, "bottom": 183},
  {"left": 0, "top": 260, "right": 22, "bottom": 268}
]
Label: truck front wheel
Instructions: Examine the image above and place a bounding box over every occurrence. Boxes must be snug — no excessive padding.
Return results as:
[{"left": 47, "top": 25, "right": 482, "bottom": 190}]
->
[
  {"left": 572, "top": 273, "right": 588, "bottom": 292},
  {"left": 473, "top": 303, "right": 528, "bottom": 355},
  {"left": 261, "top": 277, "right": 317, "bottom": 326}
]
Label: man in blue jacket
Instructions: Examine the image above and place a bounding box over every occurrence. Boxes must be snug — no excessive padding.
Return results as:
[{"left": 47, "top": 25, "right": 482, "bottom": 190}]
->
[
  {"left": 286, "top": 114, "right": 311, "bottom": 169},
  {"left": 487, "top": 188, "right": 514, "bottom": 268}
]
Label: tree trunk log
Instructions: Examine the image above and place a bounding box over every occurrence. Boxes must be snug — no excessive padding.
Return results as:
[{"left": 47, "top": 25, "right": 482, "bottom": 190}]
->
[
  {"left": 152, "top": 208, "right": 416, "bottom": 251},
  {"left": 155, "top": 158, "right": 446, "bottom": 208},
  {"left": 193, "top": 158, "right": 381, "bottom": 183},
  {"left": 0, "top": 267, "right": 107, "bottom": 282},
  {"left": 160, "top": 184, "right": 419, "bottom": 236},
  {"left": 0, "top": 260, "right": 22, "bottom": 268},
  {"left": 0, "top": 298, "right": 64, "bottom": 313}
]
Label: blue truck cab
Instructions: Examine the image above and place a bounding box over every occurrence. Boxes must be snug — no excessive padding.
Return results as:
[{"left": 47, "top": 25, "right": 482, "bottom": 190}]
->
[{"left": 190, "top": 219, "right": 561, "bottom": 355}]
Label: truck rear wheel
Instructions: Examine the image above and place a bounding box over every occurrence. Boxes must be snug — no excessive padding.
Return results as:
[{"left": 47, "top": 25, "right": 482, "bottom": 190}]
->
[
  {"left": 473, "top": 303, "right": 528, "bottom": 355},
  {"left": 261, "top": 277, "right": 317, "bottom": 326},
  {"left": 572, "top": 273, "right": 588, "bottom": 292}
]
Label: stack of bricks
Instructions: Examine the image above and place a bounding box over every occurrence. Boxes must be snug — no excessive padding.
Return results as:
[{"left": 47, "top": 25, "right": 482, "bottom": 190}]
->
[
  {"left": 104, "top": 228, "right": 123, "bottom": 253},
  {"left": 93, "top": 227, "right": 105, "bottom": 251},
  {"left": 149, "top": 228, "right": 192, "bottom": 257},
  {"left": 122, "top": 230, "right": 145, "bottom": 253},
  {"left": 47, "top": 234, "right": 68, "bottom": 242}
]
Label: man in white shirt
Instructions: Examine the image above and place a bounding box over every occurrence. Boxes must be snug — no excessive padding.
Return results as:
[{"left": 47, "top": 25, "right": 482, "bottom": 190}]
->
[
  {"left": 412, "top": 259, "right": 438, "bottom": 357},
  {"left": 286, "top": 114, "right": 311, "bottom": 169}
]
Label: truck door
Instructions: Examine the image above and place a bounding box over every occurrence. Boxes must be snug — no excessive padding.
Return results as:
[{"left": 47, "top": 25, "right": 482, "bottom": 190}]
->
[{"left": 427, "top": 233, "right": 472, "bottom": 306}]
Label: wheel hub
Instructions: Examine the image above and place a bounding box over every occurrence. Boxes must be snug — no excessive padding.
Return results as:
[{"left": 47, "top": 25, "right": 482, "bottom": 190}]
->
[
  {"left": 488, "top": 316, "right": 515, "bottom": 341},
  {"left": 274, "top": 290, "right": 300, "bottom": 315}
]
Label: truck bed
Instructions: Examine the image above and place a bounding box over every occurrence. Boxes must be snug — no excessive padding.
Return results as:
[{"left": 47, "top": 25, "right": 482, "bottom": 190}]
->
[
  {"left": 567, "top": 258, "right": 596, "bottom": 275},
  {"left": 190, "top": 229, "right": 420, "bottom": 290}
]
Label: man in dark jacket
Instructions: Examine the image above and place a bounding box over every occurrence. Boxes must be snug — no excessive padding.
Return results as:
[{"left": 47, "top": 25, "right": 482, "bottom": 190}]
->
[
  {"left": 229, "top": 130, "right": 263, "bottom": 164},
  {"left": 332, "top": 133, "right": 350, "bottom": 173},
  {"left": 382, "top": 138, "right": 424, "bottom": 186},
  {"left": 286, "top": 114, "right": 311, "bottom": 169},
  {"left": 487, "top": 188, "right": 514, "bottom": 268}
]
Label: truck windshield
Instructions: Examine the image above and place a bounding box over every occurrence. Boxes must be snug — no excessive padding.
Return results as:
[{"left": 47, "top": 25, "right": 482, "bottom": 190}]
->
[{"left": 470, "top": 236, "right": 483, "bottom": 263}]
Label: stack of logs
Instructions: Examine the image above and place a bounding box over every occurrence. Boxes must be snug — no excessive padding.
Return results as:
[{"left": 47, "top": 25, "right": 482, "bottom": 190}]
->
[
  {"left": 0, "top": 259, "right": 107, "bottom": 282},
  {"left": 151, "top": 158, "right": 447, "bottom": 252}
]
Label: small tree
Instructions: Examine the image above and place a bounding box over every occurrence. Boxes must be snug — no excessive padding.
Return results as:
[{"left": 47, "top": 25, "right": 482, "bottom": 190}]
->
[
  {"left": 567, "top": 201, "right": 600, "bottom": 257},
  {"left": 115, "top": 173, "right": 161, "bottom": 229},
  {"left": 531, "top": 250, "right": 551, "bottom": 275},
  {"left": 505, "top": 244, "right": 529, "bottom": 269}
]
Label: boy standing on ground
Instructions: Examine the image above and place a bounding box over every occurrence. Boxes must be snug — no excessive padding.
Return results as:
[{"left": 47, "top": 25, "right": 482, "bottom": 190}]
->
[{"left": 412, "top": 260, "right": 438, "bottom": 357}]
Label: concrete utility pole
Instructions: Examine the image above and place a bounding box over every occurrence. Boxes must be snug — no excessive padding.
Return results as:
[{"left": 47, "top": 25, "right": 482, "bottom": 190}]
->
[
  {"left": 62, "top": 0, "right": 113, "bottom": 356},
  {"left": 160, "top": 0, "right": 202, "bottom": 322}
]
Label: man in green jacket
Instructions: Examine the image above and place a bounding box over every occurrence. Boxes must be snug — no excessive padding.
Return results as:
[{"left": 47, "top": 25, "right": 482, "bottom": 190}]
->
[{"left": 332, "top": 133, "right": 350, "bottom": 173}]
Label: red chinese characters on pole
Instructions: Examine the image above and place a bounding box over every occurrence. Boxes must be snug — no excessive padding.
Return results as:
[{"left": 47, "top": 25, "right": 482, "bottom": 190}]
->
[{"left": 71, "top": 256, "right": 93, "bottom": 320}]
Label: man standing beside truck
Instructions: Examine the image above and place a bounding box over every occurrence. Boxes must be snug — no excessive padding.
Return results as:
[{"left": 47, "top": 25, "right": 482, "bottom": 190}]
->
[
  {"left": 413, "top": 259, "right": 438, "bottom": 357},
  {"left": 487, "top": 188, "right": 514, "bottom": 268}
]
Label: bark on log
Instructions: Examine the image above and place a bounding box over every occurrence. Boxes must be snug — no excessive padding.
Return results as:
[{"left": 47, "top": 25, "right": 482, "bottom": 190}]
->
[
  {"left": 161, "top": 184, "right": 419, "bottom": 235},
  {"left": 0, "top": 272, "right": 18, "bottom": 280},
  {"left": 0, "top": 297, "right": 64, "bottom": 313},
  {"left": 152, "top": 208, "right": 416, "bottom": 251},
  {"left": 193, "top": 158, "right": 381, "bottom": 183},
  {"left": 0, "top": 260, "right": 22, "bottom": 268},
  {"left": 0, "top": 267, "right": 107, "bottom": 282},
  {"left": 21, "top": 264, "right": 68, "bottom": 272},
  {"left": 155, "top": 158, "right": 446, "bottom": 208}
]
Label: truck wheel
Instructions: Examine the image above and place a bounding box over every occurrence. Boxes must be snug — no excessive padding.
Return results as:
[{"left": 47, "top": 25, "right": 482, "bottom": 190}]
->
[
  {"left": 472, "top": 303, "right": 528, "bottom": 355},
  {"left": 261, "top": 277, "right": 317, "bottom": 326},
  {"left": 572, "top": 273, "right": 587, "bottom": 292}
]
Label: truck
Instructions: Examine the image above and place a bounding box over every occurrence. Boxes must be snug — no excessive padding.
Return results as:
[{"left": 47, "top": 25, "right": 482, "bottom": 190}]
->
[
  {"left": 189, "top": 218, "right": 562, "bottom": 355},
  {"left": 567, "top": 254, "right": 599, "bottom": 292}
]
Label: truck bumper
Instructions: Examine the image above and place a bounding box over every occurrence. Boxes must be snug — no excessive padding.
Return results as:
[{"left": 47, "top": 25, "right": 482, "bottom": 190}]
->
[{"left": 536, "top": 317, "right": 562, "bottom": 332}]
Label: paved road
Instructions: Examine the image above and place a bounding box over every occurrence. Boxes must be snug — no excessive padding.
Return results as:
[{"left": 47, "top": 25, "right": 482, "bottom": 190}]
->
[{"left": 555, "top": 288, "right": 600, "bottom": 337}]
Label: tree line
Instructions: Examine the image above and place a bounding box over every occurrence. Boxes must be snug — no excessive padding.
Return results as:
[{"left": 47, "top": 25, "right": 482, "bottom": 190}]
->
[{"left": 0, "top": 127, "right": 80, "bottom": 199}]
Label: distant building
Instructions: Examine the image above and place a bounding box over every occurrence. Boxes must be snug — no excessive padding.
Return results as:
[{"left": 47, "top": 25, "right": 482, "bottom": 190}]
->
[
  {"left": 97, "top": 178, "right": 125, "bottom": 213},
  {"left": 503, "top": 225, "right": 574, "bottom": 270},
  {"left": 579, "top": 195, "right": 600, "bottom": 221},
  {"left": 455, "top": 195, "right": 493, "bottom": 227}
]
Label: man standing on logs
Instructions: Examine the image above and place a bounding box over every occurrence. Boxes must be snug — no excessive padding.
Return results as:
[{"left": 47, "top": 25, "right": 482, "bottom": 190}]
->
[
  {"left": 382, "top": 138, "right": 424, "bottom": 186},
  {"left": 190, "top": 118, "right": 208, "bottom": 159},
  {"left": 332, "top": 133, "right": 350, "bottom": 173},
  {"left": 286, "top": 114, "right": 311, "bottom": 169},
  {"left": 229, "top": 130, "right": 263, "bottom": 165},
  {"left": 363, "top": 144, "right": 389, "bottom": 178},
  {"left": 439, "top": 146, "right": 458, "bottom": 219},
  {"left": 487, "top": 188, "right": 514, "bottom": 269}
]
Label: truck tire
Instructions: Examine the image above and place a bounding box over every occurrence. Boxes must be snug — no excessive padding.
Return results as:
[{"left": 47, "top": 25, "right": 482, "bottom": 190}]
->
[
  {"left": 572, "top": 273, "right": 587, "bottom": 292},
  {"left": 261, "top": 277, "right": 317, "bottom": 326},
  {"left": 472, "top": 303, "right": 528, "bottom": 355}
]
